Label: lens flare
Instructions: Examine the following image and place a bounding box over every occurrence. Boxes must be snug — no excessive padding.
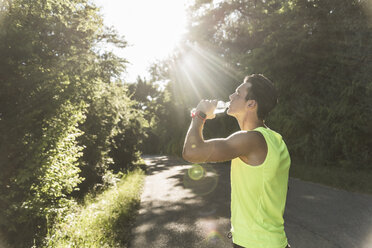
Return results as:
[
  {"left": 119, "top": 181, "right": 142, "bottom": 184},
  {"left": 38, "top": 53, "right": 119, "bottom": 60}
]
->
[
  {"left": 188, "top": 164, "right": 204, "bottom": 180},
  {"left": 206, "top": 230, "right": 223, "bottom": 245},
  {"left": 183, "top": 164, "right": 218, "bottom": 196}
]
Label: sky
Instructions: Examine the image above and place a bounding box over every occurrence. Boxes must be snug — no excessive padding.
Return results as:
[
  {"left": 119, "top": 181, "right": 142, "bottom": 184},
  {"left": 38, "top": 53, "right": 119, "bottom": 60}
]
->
[{"left": 93, "top": 0, "right": 189, "bottom": 83}]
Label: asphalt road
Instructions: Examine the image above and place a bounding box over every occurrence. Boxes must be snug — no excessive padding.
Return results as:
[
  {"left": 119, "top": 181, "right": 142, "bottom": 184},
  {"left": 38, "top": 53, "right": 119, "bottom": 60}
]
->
[{"left": 130, "top": 155, "right": 372, "bottom": 248}]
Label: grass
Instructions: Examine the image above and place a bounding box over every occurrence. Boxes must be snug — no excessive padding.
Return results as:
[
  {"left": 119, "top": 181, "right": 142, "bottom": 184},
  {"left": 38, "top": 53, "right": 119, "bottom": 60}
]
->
[
  {"left": 290, "top": 160, "right": 372, "bottom": 195},
  {"left": 43, "top": 167, "right": 145, "bottom": 248}
]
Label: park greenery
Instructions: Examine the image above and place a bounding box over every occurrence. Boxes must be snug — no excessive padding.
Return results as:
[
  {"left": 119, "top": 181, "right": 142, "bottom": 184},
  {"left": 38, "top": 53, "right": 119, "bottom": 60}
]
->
[
  {"left": 143, "top": 0, "right": 372, "bottom": 186},
  {"left": 148, "top": 0, "right": 372, "bottom": 168},
  {"left": 0, "top": 0, "right": 146, "bottom": 246},
  {"left": 0, "top": 0, "right": 371, "bottom": 247},
  {"left": 43, "top": 168, "right": 144, "bottom": 248}
]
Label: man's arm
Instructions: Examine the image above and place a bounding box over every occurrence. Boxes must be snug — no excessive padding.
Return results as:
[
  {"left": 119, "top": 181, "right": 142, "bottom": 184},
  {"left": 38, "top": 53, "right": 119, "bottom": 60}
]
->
[{"left": 182, "top": 116, "right": 262, "bottom": 163}]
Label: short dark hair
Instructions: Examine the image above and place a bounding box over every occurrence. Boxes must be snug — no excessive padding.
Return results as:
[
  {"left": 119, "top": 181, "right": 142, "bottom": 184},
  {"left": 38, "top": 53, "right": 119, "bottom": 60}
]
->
[{"left": 244, "top": 74, "right": 278, "bottom": 120}]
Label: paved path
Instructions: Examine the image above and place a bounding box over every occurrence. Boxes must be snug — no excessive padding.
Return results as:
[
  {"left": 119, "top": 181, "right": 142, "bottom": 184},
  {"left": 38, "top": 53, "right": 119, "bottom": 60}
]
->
[{"left": 130, "top": 155, "right": 372, "bottom": 248}]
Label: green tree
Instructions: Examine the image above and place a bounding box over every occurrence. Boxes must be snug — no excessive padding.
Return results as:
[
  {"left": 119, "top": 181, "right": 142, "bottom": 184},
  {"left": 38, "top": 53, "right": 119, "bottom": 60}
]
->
[
  {"left": 148, "top": 0, "right": 371, "bottom": 169},
  {"left": 0, "top": 0, "right": 139, "bottom": 246},
  {"left": 76, "top": 82, "right": 146, "bottom": 195},
  {"left": 243, "top": 0, "right": 372, "bottom": 169}
]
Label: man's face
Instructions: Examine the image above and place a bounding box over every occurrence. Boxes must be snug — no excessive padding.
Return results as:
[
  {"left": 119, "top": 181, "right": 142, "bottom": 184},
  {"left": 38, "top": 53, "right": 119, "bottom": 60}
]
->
[{"left": 227, "top": 82, "right": 255, "bottom": 117}]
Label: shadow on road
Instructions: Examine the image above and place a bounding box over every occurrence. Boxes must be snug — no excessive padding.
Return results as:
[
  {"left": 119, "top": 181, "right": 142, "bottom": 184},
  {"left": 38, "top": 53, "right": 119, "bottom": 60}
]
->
[
  {"left": 131, "top": 155, "right": 232, "bottom": 248},
  {"left": 140, "top": 155, "right": 175, "bottom": 175},
  {"left": 134, "top": 155, "right": 372, "bottom": 248}
]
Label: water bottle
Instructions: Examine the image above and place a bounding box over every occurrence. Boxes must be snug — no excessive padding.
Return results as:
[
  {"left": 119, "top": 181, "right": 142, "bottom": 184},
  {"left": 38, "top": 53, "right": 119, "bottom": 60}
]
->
[{"left": 214, "top": 101, "right": 230, "bottom": 114}]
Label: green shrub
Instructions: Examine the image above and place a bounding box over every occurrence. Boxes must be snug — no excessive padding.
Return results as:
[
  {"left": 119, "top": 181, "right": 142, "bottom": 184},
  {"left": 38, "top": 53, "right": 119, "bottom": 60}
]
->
[
  {"left": 76, "top": 83, "right": 147, "bottom": 196},
  {"left": 0, "top": 101, "right": 86, "bottom": 247},
  {"left": 43, "top": 168, "right": 145, "bottom": 248}
]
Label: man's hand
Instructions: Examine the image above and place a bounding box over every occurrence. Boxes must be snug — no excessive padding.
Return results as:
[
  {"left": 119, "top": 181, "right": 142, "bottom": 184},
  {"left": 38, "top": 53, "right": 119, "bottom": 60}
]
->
[
  {"left": 184, "top": 99, "right": 266, "bottom": 163},
  {"left": 195, "top": 99, "right": 218, "bottom": 120}
]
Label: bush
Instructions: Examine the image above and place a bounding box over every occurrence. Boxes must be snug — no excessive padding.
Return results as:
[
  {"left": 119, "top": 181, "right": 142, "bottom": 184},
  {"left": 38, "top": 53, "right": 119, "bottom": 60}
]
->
[
  {"left": 0, "top": 101, "right": 86, "bottom": 247},
  {"left": 43, "top": 168, "right": 145, "bottom": 248},
  {"left": 75, "top": 83, "right": 147, "bottom": 197}
]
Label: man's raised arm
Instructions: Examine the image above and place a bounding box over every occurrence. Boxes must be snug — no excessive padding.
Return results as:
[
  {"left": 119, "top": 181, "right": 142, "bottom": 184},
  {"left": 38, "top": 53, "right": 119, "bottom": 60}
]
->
[{"left": 182, "top": 100, "right": 259, "bottom": 163}]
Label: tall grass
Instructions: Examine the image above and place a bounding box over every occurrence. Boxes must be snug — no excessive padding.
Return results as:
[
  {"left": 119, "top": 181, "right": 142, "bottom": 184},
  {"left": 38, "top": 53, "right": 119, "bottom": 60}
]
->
[{"left": 43, "top": 168, "right": 145, "bottom": 248}]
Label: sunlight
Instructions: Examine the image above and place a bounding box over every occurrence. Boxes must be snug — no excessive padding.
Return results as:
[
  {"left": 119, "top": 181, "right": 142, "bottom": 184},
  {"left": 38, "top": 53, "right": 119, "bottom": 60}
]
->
[
  {"left": 94, "top": 0, "right": 189, "bottom": 81},
  {"left": 169, "top": 42, "right": 240, "bottom": 106},
  {"left": 175, "top": 52, "right": 205, "bottom": 100},
  {"left": 189, "top": 43, "right": 240, "bottom": 82},
  {"left": 181, "top": 49, "right": 219, "bottom": 96}
]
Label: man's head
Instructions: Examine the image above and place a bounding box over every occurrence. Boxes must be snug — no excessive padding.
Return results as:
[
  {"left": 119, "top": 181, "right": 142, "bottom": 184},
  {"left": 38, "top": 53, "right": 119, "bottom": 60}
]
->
[{"left": 228, "top": 74, "right": 278, "bottom": 121}]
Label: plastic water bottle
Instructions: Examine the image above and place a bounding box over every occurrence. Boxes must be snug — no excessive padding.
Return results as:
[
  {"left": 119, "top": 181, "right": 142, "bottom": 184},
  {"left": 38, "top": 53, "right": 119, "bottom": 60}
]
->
[{"left": 214, "top": 101, "right": 230, "bottom": 114}]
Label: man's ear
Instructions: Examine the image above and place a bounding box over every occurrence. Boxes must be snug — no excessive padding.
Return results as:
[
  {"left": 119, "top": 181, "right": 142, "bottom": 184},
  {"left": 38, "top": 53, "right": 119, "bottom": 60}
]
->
[{"left": 247, "top": 99, "right": 256, "bottom": 107}]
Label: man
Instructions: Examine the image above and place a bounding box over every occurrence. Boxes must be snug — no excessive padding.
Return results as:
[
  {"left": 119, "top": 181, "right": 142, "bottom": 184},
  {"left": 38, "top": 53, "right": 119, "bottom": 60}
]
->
[{"left": 182, "top": 74, "right": 291, "bottom": 248}]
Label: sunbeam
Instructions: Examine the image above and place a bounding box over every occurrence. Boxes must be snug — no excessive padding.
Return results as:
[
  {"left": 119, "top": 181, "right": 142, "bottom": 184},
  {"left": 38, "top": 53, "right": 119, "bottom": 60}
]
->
[
  {"left": 180, "top": 51, "right": 219, "bottom": 98},
  {"left": 169, "top": 42, "right": 241, "bottom": 107},
  {"left": 187, "top": 42, "right": 241, "bottom": 82}
]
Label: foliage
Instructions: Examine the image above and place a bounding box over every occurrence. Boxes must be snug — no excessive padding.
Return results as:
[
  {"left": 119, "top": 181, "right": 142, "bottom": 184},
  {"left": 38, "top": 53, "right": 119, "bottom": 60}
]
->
[
  {"left": 0, "top": 0, "right": 143, "bottom": 246},
  {"left": 145, "top": 0, "right": 372, "bottom": 171},
  {"left": 0, "top": 100, "right": 86, "bottom": 246},
  {"left": 75, "top": 83, "right": 146, "bottom": 196},
  {"left": 243, "top": 0, "right": 372, "bottom": 169},
  {"left": 43, "top": 168, "right": 145, "bottom": 248},
  {"left": 126, "top": 75, "right": 195, "bottom": 155}
]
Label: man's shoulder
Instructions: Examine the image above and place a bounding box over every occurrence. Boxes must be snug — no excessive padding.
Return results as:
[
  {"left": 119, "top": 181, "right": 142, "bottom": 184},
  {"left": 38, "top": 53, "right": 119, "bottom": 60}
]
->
[
  {"left": 230, "top": 130, "right": 264, "bottom": 140},
  {"left": 232, "top": 130, "right": 267, "bottom": 165},
  {"left": 260, "top": 128, "right": 284, "bottom": 144},
  {"left": 230, "top": 130, "right": 267, "bottom": 150}
]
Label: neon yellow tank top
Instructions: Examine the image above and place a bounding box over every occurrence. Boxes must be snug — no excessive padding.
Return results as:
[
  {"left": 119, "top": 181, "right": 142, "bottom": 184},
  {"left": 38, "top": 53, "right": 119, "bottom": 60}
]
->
[{"left": 231, "top": 127, "right": 291, "bottom": 248}]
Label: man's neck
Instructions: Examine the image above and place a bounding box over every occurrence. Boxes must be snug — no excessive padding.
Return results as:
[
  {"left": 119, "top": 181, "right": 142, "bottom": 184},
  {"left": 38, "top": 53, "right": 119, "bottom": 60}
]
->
[{"left": 238, "top": 117, "right": 266, "bottom": 131}]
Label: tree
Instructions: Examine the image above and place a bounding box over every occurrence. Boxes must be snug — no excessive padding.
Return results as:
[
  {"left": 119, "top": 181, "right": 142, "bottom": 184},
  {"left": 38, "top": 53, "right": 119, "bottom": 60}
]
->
[
  {"left": 147, "top": 0, "right": 372, "bottom": 169},
  {"left": 0, "top": 0, "right": 140, "bottom": 246},
  {"left": 76, "top": 83, "right": 147, "bottom": 194}
]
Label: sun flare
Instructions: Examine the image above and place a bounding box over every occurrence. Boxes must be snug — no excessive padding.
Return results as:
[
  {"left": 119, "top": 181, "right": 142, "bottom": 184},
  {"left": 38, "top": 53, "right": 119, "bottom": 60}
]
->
[{"left": 94, "top": 0, "right": 189, "bottom": 81}]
